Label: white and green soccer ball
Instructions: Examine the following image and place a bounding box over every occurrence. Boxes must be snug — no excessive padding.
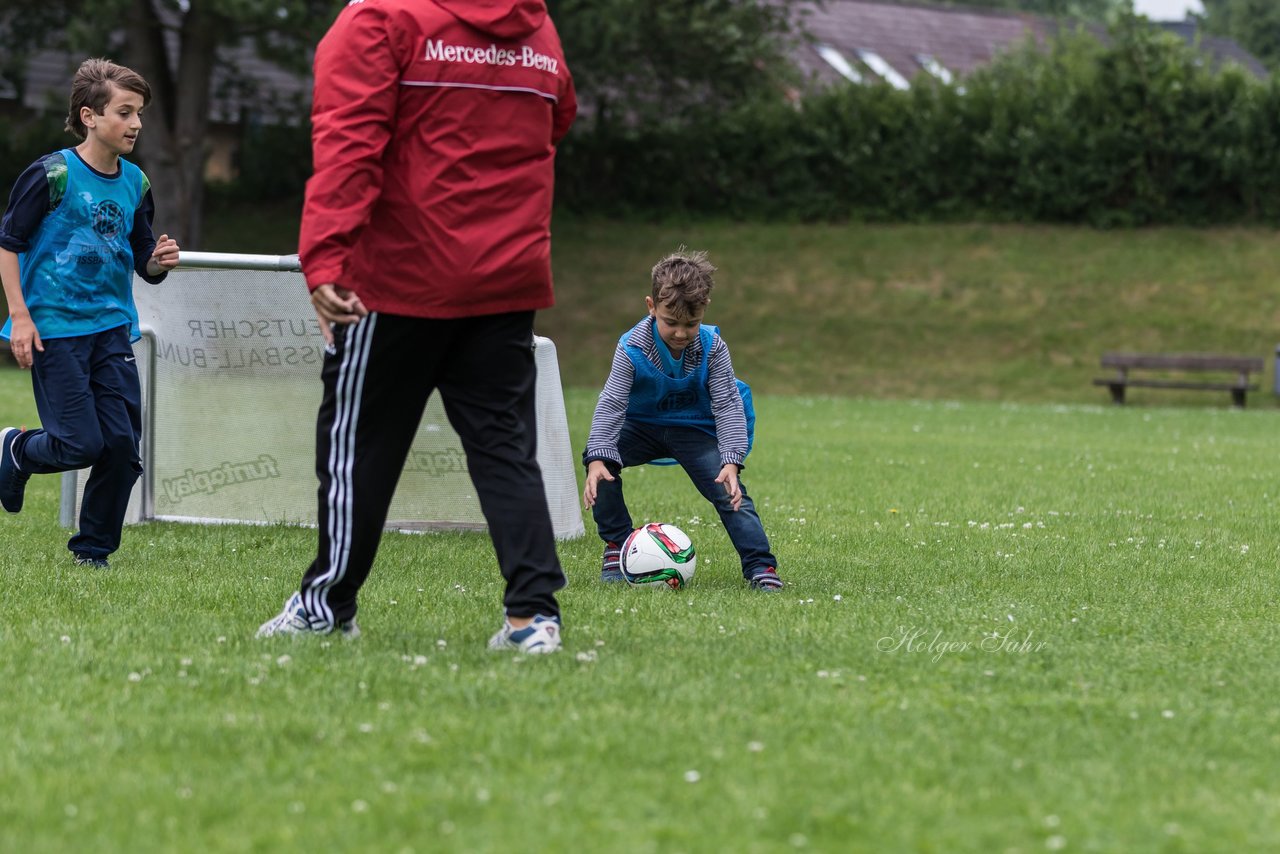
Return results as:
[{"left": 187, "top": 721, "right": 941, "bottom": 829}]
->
[{"left": 621, "top": 522, "right": 696, "bottom": 589}]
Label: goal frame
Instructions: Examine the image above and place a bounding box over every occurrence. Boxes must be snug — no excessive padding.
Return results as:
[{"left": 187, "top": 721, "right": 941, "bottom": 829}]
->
[{"left": 59, "top": 251, "right": 585, "bottom": 540}]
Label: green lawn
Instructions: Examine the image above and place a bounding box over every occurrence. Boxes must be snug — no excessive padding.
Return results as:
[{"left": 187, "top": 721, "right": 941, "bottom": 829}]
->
[
  {"left": 199, "top": 213, "right": 1280, "bottom": 406},
  {"left": 540, "top": 220, "right": 1280, "bottom": 405},
  {"left": 2, "top": 359, "right": 1279, "bottom": 851}
]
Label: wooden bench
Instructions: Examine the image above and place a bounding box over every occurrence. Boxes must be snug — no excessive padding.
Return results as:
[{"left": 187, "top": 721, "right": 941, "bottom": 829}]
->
[{"left": 1092, "top": 352, "right": 1263, "bottom": 407}]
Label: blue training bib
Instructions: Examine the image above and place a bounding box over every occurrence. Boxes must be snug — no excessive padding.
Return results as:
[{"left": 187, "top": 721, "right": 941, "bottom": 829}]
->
[
  {"left": 1, "top": 150, "right": 145, "bottom": 342},
  {"left": 620, "top": 319, "right": 756, "bottom": 464}
]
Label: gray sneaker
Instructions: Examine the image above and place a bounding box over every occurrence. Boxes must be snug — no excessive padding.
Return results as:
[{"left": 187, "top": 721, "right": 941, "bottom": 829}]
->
[
  {"left": 487, "top": 614, "right": 561, "bottom": 654},
  {"left": 256, "top": 592, "right": 360, "bottom": 638}
]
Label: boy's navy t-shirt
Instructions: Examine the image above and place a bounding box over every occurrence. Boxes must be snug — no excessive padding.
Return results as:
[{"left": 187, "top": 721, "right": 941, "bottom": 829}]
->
[{"left": 0, "top": 148, "right": 165, "bottom": 342}]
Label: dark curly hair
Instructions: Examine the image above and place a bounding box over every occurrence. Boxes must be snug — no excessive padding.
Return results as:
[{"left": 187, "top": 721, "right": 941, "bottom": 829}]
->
[{"left": 650, "top": 247, "right": 716, "bottom": 318}]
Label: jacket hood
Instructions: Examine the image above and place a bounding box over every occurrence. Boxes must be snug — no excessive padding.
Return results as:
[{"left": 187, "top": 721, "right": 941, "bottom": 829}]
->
[{"left": 433, "top": 0, "right": 547, "bottom": 40}]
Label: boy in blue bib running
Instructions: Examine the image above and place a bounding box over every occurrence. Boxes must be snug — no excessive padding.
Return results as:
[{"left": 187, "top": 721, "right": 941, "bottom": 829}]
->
[
  {"left": 582, "top": 248, "right": 782, "bottom": 591},
  {"left": 0, "top": 58, "right": 180, "bottom": 568}
]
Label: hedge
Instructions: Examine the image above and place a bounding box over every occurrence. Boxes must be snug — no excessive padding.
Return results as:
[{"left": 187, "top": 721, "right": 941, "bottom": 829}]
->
[{"left": 555, "top": 19, "right": 1280, "bottom": 227}]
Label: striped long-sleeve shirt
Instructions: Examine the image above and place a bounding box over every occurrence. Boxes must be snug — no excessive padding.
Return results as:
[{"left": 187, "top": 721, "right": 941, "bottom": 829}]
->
[{"left": 584, "top": 317, "right": 750, "bottom": 468}]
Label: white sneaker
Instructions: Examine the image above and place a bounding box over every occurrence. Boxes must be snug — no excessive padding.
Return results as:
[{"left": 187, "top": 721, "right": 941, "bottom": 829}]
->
[
  {"left": 487, "top": 614, "right": 561, "bottom": 654},
  {"left": 256, "top": 592, "right": 360, "bottom": 638}
]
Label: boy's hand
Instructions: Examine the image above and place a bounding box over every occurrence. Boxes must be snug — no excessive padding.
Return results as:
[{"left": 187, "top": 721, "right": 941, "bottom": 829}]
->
[
  {"left": 7, "top": 313, "right": 42, "bottom": 370},
  {"left": 583, "top": 460, "right": 615, "bottom": 509},
  {"left": 147, "top": 234, "right": 180, "bottom": 276},
  {"left": 715, "top": 464, "right": 743, "bottom": 512}
]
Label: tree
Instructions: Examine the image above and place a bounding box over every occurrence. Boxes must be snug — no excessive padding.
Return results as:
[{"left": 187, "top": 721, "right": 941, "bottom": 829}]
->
[
  {"left": 546, "top": 0, "right": 809, "bottom": 131},
  {"left": 1199, "top": 0, "right": 1280, "bottom": 70},
  {"left": 1, "top": 0, "right": 342, "bottom": 247},
  {"left": 3, "top": 0, "right": 814, "bottom": 241}
]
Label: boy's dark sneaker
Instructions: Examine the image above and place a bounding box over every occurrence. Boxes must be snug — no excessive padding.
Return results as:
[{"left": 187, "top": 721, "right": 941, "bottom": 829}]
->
[
  {"left": 0, "top": 427, "right": 30, "bottom": 514},
  {"left": 748, "top": 567, "right": 784, "bottom": 592},
  {"left": 601, "top": 541, "right": 624, "bottom": 582},
  {"left": 74, "top": 554, "right": 110, "bottom": 569}
]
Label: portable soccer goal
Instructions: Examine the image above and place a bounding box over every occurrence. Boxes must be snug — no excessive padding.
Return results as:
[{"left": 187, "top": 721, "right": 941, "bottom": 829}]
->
[{"left": 60, "top": 252, "right": 585, "bottom": 540}]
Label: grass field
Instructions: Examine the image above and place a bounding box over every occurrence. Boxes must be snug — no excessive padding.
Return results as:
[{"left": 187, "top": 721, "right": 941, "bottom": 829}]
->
[
  {"left": 5, "top": 214, "right": 1280, "bottom": 850},
  {"left": 198, "top": 213, "right": 1280, "bottom": 406},
  {"left": 538, "top": 220, "right": 1280, "bottom": 406},
  {"left": 3, "top": 355, "right": 1280, "bottom": 851}
]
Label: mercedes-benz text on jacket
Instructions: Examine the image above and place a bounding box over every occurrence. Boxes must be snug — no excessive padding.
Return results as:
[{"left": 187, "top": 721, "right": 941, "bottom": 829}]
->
[{"left": 300, "top": 0, "right": 577, "bottom": 318}]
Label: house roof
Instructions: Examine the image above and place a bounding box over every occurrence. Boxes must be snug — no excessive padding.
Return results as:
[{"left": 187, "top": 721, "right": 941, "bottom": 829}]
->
[
  {"left": 791, "top": 0, "right": 1268, "bottom": 89},
  {"left": 0, "top": 29, "right": 309, "bottom": 122},
  {"left": 792, "top": 0, "right": 1052, "bottom": 88},
  {"left": 0, "top": 49, "right": 78, "bottom": 108},
  {"left": 1156, "top": 21, "right": 1269, "bottom": 78}
]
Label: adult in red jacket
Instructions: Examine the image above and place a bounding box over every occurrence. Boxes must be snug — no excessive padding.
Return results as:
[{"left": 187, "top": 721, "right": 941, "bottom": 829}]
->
[{"left": 259, "top": 0, "right": 576, "bottom": 654}]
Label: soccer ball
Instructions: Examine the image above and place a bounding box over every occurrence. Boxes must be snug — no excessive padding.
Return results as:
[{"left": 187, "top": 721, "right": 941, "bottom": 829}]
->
[{"left": 621, "top": 522, "right": 696, "bottom": 589}]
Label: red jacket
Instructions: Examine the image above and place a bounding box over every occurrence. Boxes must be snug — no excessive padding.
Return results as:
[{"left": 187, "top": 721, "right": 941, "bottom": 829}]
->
[{"left": 299, "top": 0, "right": 576, "bottom": 318}]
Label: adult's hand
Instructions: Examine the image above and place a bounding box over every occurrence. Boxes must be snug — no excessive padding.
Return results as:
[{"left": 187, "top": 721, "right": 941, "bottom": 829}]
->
[{"left": 311, "top": 284, "right": 368, "bottom": 332}]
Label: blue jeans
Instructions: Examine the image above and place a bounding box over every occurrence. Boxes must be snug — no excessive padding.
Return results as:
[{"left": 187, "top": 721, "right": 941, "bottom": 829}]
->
[
  {"left": 589, "top": 421, "right": 777, "bottom": 578},
  {"left": 18, "top": 326, "right": 142, "bottom": 559}
]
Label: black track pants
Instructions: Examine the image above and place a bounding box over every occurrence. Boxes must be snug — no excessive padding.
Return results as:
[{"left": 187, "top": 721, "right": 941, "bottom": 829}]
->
[{"left": 297, "top": 310, "right": 565, "bottom": 626}]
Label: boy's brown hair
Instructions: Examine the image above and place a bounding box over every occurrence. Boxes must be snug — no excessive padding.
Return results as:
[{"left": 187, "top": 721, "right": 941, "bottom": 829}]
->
[
  {"left": 651, "top": 247, "right": 716, "bottom": 319},
  {"left": 65, "top": 58, "right": 152, "bottom": 140}
]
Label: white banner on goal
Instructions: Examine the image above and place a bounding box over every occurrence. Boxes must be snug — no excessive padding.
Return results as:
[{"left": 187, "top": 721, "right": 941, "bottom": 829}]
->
[{"left": 61, "top": 252, "right": 585, "bottom": 540}]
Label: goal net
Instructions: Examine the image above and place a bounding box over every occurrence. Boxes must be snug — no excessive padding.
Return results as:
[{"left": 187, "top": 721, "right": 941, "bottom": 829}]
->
[{"left": 61, "top": 253, "right": 585, "bottom": 540}]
